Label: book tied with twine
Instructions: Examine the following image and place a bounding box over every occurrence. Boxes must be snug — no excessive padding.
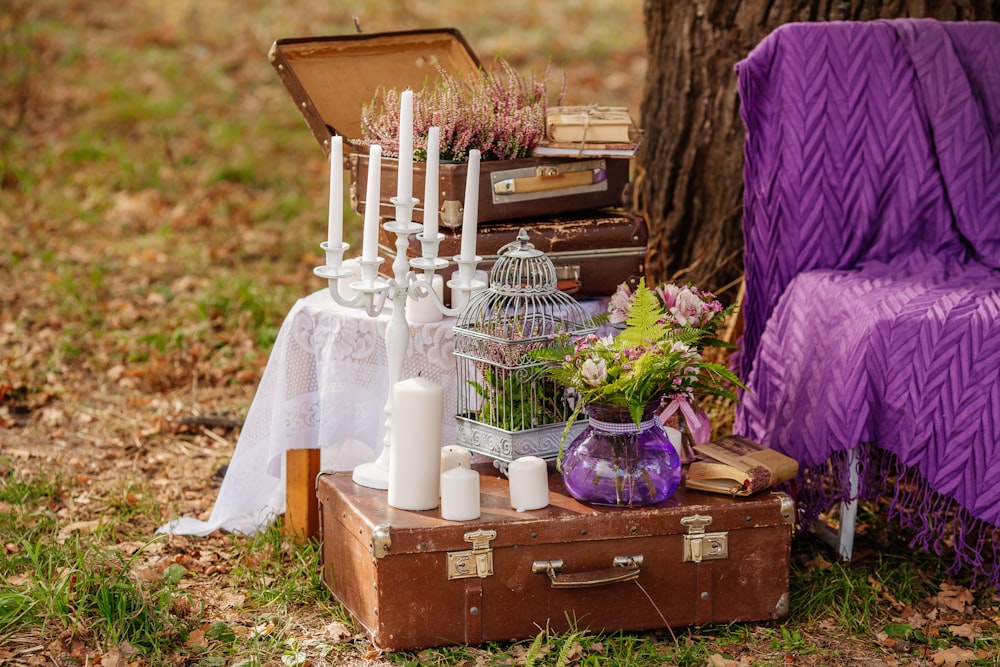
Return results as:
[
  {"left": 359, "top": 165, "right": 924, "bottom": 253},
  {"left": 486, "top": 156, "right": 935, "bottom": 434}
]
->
[{"left": 686, "top": 435, "right": 799, "bottom": 497}]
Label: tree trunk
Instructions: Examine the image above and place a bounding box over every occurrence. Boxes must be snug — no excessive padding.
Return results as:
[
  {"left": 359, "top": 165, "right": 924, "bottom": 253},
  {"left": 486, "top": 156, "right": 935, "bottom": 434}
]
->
[{"left": 637, "top": 0, "right": 1000, "bottom": 299}]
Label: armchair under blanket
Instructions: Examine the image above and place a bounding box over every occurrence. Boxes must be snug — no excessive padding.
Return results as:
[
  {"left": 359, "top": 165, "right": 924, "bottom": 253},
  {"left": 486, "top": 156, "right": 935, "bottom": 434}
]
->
[{"left": 734, "top": 19, "right": 1000, "bottom": 587}]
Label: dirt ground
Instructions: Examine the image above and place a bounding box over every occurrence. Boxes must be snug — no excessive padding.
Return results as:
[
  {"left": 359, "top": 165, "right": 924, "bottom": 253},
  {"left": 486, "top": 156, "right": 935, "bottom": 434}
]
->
[{"left": 2, "top": 2, "right": 998, "bottom": 666}]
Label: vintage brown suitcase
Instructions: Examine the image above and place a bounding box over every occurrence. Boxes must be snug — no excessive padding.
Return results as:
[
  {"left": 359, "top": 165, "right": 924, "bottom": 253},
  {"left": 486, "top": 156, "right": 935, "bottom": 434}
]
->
[
  {"left": 269, "top": 29, "right": 632, "bottom": 225},
  {"left": 317, "top": 466, "right": 793, "bottom": 651},
  {"left": 379, "top": 209, "right": 648, "bottom": 300}
]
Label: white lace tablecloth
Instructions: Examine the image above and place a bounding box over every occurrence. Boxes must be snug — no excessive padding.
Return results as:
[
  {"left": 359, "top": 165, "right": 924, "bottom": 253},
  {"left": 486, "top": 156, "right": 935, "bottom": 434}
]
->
[
  {"left": 160, "top": 289, "right": 606, "bottom": 536},
  {"left": 159, "top": 289, "right": 460, "bottom": 536}
]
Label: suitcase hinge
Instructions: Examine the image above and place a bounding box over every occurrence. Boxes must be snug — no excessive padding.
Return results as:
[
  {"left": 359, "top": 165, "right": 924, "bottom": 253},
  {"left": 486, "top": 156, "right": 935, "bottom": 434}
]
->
[
  {"left": 447, "top": 529, "right": 497, "bottom": 580},
  {"left": 371, "top": 523, "right": 391, "bottom": 559},
  {"left": 681, "top": 514, "right": 729, "bottom": 564},
  {"left": 776, "top": 492, "right": 796, "bottom": 526}
]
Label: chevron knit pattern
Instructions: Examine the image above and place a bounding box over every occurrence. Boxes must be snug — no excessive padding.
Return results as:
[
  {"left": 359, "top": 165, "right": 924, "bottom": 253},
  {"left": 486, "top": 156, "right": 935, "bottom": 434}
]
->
[{"left": 734, "top": 20, "right": 1000, "bottom": 587}]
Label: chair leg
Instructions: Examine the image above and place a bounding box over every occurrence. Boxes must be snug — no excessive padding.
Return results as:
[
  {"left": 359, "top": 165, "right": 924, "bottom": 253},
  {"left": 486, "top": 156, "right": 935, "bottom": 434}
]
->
[
  {"left": 812, "top": 446, "right": 859, "bottom": 560},
  {"left": 835, "top": 447, "right": 860, "bottom": 560}
]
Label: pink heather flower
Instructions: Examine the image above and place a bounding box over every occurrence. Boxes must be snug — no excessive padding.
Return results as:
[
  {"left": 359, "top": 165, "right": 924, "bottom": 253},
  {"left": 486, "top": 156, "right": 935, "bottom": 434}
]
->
[{"left": 581, "top": 357, "right": 608, "bottom": 387}]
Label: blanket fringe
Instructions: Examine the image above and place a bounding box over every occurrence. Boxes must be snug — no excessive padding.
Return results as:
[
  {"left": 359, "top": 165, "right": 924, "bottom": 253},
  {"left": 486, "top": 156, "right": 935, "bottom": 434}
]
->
[{"left": 791, "top": 444, "right": 999, "bottom": 590}]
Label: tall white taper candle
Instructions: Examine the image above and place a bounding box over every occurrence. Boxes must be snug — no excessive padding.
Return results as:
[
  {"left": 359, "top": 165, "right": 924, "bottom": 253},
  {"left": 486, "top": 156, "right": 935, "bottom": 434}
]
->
[
  {"left": 327, "top": 135, "right": 343, "bottom": 247},
  {"left": 423, "top": 126, "right": 440, "bottom": 238},
  {"left": 361, "top": 145, "right": 382, "bottom": 262},
  {"left": 397, "top": 89, "right": 414, "bottom": 203},
  {"left": 460, "top": 149, "right": 480, "bottom": 261}
]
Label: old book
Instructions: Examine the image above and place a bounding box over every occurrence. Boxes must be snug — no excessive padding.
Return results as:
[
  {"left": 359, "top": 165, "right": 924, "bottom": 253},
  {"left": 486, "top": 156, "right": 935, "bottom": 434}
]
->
[
  {"left": 546, "top": 105, "right": 637, "bottom": 144},
  {"left": 532, "top": 140, "right": 639, "bottom": 158},
  {"left": 686, "top": 435, "right": 799, "bottom": 497}
]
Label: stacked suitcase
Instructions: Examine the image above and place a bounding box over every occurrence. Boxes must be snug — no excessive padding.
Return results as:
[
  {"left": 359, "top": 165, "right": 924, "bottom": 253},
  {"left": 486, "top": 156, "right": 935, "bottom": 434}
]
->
[
  {"left": 269, "top": 29, "right": 647, "bottom": 298},
  {"left": 270, "top": 28, "right": 792, "bottom": 651}
]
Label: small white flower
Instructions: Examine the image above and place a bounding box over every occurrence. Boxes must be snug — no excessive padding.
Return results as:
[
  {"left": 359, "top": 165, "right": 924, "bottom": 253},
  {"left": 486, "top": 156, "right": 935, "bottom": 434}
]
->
[{"left": 581, "top": 357, "right": 608, "bottom": 387}]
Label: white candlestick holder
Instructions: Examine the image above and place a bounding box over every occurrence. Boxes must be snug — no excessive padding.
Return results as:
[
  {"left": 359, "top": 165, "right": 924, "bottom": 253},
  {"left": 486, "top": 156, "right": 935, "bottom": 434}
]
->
[{"left": 314, "top": 195, "right": 487, "bottom": 489}]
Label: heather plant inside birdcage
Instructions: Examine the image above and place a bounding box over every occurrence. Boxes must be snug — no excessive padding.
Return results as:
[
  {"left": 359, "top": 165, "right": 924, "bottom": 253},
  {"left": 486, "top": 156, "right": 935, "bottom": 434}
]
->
[{"left": 453, "top": 229, "right": 597, "bottom": 468}]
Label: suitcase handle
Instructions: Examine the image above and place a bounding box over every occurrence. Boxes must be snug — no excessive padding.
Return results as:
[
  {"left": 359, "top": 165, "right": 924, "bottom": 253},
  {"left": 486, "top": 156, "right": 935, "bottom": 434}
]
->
[{"left": 532, "top": 555, "right": 643, "bottom": 588}]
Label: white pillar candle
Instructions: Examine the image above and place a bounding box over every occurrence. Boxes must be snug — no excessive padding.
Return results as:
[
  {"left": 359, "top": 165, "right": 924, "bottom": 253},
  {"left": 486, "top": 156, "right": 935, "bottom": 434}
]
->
[
  {"left": 361, "top": 145, "right": 382, "bottom": 262},
  {"left": 387, "top": 376, "right": 444, "bottom": 511},
  {"left": 440, "top": 444, "right": 472, "bottom": 472},
  {"left": 459, "top": 149, "right": 480, "bottom": 261},
  {"left": 664, "top": 426, "right": 683, "bottom": 460},
  {"left": 397, "top": 89, "right": 414, "bottom": 203},
  {"left": 440, "top": 466, "right": 480, "bottom": 521},
  {"left": 508, "top": 456, "right": 550, "bottom": 511},
  {"left": 336, "top": 258, "right": 363, "bottom": 300},
  {"left": 327, "top": 135, "right": 344, "bottom": 247},
  {"left": 423, "top": 126, "right": 440, "bottom": 238},
  {"left": 406, "top": 274, "right": 445, "bottom": 324}
]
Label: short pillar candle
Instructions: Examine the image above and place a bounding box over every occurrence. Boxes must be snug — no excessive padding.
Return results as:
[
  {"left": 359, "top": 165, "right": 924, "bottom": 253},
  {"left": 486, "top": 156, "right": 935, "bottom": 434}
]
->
[
  {"left": 387, "top": 377, "right": 444, "bottom": 510},
  {"left": 440, "top": 444, "right": 472, "bottom": 472},
  {"left": 440, "top": 467, "right": 480, "bottom": 521},
  {"left": 508, "top": 456, "right": 550, "bottom": 511}
]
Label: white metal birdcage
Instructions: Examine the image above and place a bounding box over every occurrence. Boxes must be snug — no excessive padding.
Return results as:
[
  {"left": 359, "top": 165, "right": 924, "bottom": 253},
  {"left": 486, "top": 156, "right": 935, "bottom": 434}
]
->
[{"left": 453, "top": 228, "right": 597, "bottom": 469}]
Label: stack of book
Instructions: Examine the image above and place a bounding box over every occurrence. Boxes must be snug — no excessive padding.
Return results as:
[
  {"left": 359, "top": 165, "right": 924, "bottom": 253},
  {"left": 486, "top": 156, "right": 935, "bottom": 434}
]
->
[
  {"left": 685, "top": 435, "right": 799, "bottom": 497},
  {"left": 533, "top": 105, "right": 640, "bottom": 158}
]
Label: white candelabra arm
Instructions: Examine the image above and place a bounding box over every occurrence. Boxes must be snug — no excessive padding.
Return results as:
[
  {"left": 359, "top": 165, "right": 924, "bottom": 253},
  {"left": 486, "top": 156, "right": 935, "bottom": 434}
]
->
[
  {"left": 314, "top": 195, "right": 486, "bottom": 490},
  {"left": 314, "top": 242, "right": 390, "bottom": 313}
]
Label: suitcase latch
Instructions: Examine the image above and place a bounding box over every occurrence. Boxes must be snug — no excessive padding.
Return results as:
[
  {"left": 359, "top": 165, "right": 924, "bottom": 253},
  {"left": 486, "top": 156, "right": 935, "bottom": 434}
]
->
[
  {"left": 681, "top": 514, "right": 729, "bottom": 563},
  {"left": 371, "top": 523, "right": 392, "bottom": 559},
  {"left": 447, "top": 529, "right": 497, "bottom": 580}
]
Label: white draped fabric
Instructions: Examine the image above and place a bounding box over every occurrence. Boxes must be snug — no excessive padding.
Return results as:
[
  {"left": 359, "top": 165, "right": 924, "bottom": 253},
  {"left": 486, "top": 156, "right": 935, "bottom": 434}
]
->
[{"left": 159, "top": 289, "right": 604, "bottom": 536}]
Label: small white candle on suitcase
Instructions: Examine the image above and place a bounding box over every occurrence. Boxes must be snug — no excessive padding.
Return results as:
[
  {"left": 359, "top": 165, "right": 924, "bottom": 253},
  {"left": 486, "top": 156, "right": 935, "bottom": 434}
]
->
[
  {"left": 440, "top": 444, "right": 472, "bottom": 472},
  {"left": 440, "top": 466, "right": 480, "bottom": 521},
  {"left": 387, "top": 377, "right": 444, "bottom": 511},
  {"left": 508, "top": 456, "right": 550, "bottom": 511}
]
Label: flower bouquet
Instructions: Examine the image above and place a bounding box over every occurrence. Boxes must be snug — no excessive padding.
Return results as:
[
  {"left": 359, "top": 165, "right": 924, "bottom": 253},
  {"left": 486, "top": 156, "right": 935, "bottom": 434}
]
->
[{"left": 533, "top": 279, "right": 744, "bottom": 506}]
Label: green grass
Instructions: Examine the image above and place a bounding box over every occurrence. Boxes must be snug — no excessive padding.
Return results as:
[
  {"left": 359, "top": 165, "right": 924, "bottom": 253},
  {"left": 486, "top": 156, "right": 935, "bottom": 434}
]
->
[{"left": 2, "top": 1, "right": 998, "bottom": 665}]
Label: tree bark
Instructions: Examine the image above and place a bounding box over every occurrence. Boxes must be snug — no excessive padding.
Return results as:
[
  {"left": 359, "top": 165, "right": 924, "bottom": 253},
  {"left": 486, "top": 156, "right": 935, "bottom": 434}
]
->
[{"left": 637, "top": 0, "right": 1000, "bottom": 299}]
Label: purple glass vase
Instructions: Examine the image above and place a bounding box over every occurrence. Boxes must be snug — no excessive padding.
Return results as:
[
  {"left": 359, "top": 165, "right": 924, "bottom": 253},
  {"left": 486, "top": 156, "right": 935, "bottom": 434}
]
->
[{"left": 560, "top": 402, "right": 683, "bottom": 507}]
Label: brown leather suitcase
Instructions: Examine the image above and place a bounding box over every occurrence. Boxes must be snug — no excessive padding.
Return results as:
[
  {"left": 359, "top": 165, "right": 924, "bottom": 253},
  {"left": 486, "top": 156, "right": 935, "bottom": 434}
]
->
[
  {"left": 378, "top": 209, "right": 648, "bottom": 300},
  {"left": 317, "top": 466, "right": 793, "bottom": 651},
  {"left": 269, "top": 29, "right": 631, "bottom": 225}
]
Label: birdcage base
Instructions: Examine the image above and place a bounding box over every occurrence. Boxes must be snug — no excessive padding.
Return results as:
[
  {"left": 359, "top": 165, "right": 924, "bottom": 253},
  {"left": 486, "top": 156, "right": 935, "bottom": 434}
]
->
[{"left": 454, "top": 415, "right": 587, "bottom": 470}]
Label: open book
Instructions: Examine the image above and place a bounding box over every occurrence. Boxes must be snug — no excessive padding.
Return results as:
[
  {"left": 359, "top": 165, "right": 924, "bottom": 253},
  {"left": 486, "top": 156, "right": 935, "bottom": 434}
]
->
[{"left": 686, "top": 435, "right": 798, "bottom": 497}]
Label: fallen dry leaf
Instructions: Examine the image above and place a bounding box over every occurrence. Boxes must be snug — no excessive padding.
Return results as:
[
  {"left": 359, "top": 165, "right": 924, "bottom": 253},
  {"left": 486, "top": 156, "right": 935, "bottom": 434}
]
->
[
  {"left": 935, "top": 583, "right": 975, "bottom": 615},
  {"left": 321, "top": 620, "right": 353, "bottom": 642},
  {"left": 946, "top": 622, "right": 979, "bottom": 642},
  {"left": 930, "top": 646, "right": 978, "bottom": 665},
  {"left": 708, "top": 653, "right": 738, "bottom": 667}
]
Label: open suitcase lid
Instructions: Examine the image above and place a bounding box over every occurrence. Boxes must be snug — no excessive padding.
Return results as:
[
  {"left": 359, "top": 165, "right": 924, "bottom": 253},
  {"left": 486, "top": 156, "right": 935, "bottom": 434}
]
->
[{"left": 269, "top": 29, "right": 481, "bottom": 155}]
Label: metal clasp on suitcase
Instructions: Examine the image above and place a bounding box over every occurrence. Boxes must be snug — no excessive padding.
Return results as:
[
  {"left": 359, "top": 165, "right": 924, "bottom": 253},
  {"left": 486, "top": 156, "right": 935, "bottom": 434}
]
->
[
  {"left": 681, "top": 514, "right": 729, "bottom": 563},
  {"left": 447, "top": 529, "right": 497, "bottom": 580},
  {"left": 531, "top": 555, "right": 643, "bottom": 588},
  {"left": 490, "top": 160, "right": 609, "bottom": 204}
]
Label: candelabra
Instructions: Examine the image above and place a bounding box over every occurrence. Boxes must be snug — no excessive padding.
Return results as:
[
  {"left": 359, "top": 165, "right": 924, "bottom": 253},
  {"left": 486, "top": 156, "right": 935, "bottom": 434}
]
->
[{"left": 313, "top": 195, "right": 486, "bottom": 489}]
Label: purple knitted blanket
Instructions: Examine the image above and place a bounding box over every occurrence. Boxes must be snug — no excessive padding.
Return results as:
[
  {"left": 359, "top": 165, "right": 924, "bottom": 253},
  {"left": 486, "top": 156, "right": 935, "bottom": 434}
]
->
[{"left": 734, "top": 20, "right": 1000, "bottom": 584}]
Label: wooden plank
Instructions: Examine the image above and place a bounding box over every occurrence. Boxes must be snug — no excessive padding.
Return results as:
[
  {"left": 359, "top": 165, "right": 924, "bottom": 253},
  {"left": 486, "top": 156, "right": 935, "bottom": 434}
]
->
[{"left": 285, "top": 448, "right": 321, "bottom": 539}]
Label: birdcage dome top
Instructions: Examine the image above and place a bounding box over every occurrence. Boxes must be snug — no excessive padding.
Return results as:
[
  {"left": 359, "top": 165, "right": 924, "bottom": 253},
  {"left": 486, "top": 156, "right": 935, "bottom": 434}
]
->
[{"left": 454, "top": 229, "right": 595, "bottom": 345}]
